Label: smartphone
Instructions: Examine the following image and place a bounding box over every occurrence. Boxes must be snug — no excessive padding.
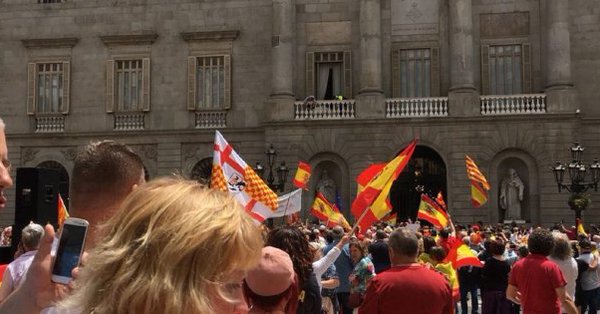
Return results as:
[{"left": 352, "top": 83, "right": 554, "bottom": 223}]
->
[{"left": 51, "top": 217, "right": 89, "bottom": 284}]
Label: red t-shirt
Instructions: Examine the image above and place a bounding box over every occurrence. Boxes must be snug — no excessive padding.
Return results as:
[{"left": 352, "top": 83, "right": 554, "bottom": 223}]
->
[
  {"left": 508, "top": 254, "right": 567, "bottom": 314},
  {"left": 358, "top": 264, "right": 453, "bottom": 314}
]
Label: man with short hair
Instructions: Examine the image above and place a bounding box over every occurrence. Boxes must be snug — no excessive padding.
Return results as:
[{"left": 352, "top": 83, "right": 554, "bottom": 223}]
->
[
  {"left": 506, "top": 228, "right": 577, "bottom": 314},
  {"left": 0, "top": 118, "right": 13, "bottom": 209},
  {"left": 359, "top": 228, "right": 453, "bottom": 314},
  {"left": 69, "top": 140, "right": 145, "bottom": 247},
  {"left": 0, "top": 140, "right": 145, "bottom": 313},
  {"left": 368, "top": 230, "right": 390, "bottom": 274}
]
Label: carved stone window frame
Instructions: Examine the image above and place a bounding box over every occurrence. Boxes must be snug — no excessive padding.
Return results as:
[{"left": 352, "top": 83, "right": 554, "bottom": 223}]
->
[
  {"left": 101, "top": 34, "right": 157, "bottom": 114},
  {"left": 22, "top": 37, "right": 78, "bottom": 117},
  {"left": 480, "top": 37, "right": 531, "bottom": 95},
  {"left": 305, "top": 45, "right": 352, "bottom": 100},
  {"left": 391, "top": 41, "right": 440, "bottom": 98},
  {"left": 182, "top": 31, "right": 238, "bottom": 112}
]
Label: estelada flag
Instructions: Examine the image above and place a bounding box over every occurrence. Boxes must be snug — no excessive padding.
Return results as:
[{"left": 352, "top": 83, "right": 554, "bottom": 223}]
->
[
  {"left": 465, "top": 155, "right": 490, "bottom": 207},
  {"left": 311, "top": 192, "right": 351, "bottom": 229},
  {"left": 57, "top": 194, "right": 69, "bottom": 227},
  {"left": 351, "top": 140, "right": 417, "bottom": 233},
  {"left": 445, "top": 241, "right": 483, "bottom": 269},
  {"left": 293, "top": 161, "right": 311, "bottom": 190},
  {"left": 417, "top": 194, "right": 449, "bottom": 229},
  {"left": 211, "top": 131, "right": 278, "bottom": 223}
]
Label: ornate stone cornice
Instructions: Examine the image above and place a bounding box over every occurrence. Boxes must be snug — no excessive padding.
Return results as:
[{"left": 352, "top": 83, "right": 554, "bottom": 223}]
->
[
  {"left": 180, "top": 30, "right": 239, "bottom": 42},
  {"left": 100, "top": 33, "right": 158, "bottom": 46},
  {"left": 21, "top": 37, "right": 79, "bottom": 49}
]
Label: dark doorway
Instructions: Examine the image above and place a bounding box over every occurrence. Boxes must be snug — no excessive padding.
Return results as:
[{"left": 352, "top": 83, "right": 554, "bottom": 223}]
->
[
  {"left": 390, "top": 146, "right": 447, "bottom": 222},
  {"left": 191, "top": 158, "right": 213, "bottom": 186},
  {"left": 37, "top": 160, "right": 69, "bottom": 209}
]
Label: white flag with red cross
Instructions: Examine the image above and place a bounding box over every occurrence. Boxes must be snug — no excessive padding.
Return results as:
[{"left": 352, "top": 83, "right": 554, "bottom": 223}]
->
[{"left": 211, "top": 131, "right": 278, "bottom": 223}]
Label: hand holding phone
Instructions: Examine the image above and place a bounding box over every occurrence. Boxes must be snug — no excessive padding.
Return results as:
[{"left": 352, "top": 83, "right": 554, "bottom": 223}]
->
[{"left": 51, "top": 218, "right": 89, "bottom": 285}]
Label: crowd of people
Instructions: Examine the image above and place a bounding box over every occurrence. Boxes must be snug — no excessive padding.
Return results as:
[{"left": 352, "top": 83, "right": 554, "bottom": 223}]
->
[{"left": 0, "top": 116, "right": 595, "bottom": 314}]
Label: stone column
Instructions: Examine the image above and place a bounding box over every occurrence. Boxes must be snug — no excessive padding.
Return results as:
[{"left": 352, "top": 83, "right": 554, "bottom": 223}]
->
[
  {"left": 545, "top": 0, "right": 576, "bottom": 113},
  {"left": 357, "top": 0, "right": 384, "bottom": 119},
  {"left": 448, "top": 0, "right": 479, "bottom": 116},
  {"left": 268, "top": 0, "right": 295, "bottom": 121}
]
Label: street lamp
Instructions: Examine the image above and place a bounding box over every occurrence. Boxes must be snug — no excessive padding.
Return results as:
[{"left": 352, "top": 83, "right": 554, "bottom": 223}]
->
[
  {"left": 254, "top": 144, "right": 289, "bottom": 193},
  {"left": 552, "top": 142, "right": 600, "bottom": 220}
]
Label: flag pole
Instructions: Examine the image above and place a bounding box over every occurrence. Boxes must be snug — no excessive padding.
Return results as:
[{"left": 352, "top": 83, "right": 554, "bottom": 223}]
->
[
  {"left": 282, "top": 192, "right": 292, "bottom": 217},
  {"left": 351, "top": 206, "right": 371, "bottom": 235}
]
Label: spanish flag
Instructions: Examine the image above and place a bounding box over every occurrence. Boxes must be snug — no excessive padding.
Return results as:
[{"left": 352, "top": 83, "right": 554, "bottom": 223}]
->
[
  {"left": 351, "top": 140, "right": 417, "bottom": 233},
  {"left": 445, "top": 241, "right": 483, "bottom": 269},
  {"left": 57, "top": 194, "right": 69, "bottom": 227},
  {"left": 293, "top": 161, "right": 311, "bottom": 190},
  {"left": 436, "top": 191, "right": 447, "bottom": 211},
  {"left": 311, "top": 192, "right": 351, "bottom": 229},
  {"left": 435, "top": 261, "right": 460, "bottom": 302},
  {"left": 417, "top": 194, "right": 449, "bottom": 229},
  {"left": 577, "top": 218, "right": 587, "bottom": 237},
  {"left": 465, "top": 155, "right": 490, "bottom": 207}
]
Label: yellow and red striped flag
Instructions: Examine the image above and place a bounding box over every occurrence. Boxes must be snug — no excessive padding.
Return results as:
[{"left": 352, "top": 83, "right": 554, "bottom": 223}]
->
[
  {"left": 417, "top": 194, "right": 449, "bottom": 229},
  {"left": 311, "top": 192, "right": 350, "bottom": 229},
  {"left": 57, "top": 194, "right": 69, "bottom": 227},
  {"left": 211, "top": 131, "right": 278, "bottom": 223},
  {"left": 293, "top": 161, "right": 311, "bottom": 190},
  {"left": 351, "top": 140, "right": 417, "bottom": 233},
  {"left": 465, "top": 155, "right": 490, "bottom": 207}
]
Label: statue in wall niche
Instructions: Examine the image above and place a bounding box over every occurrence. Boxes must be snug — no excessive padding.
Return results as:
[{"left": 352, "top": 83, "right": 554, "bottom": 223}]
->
[
  {"left": 500, "top": 168, "right": 525, "bottom": 221},
  {"left": 316, "top": 170, "right": 336, "bottom": 203}
]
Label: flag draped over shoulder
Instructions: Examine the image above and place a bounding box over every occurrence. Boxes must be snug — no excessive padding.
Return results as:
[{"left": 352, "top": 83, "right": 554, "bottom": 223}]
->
[
  {"left": 311, "top": 193, "right": 350, "bottom": 229},
  {"left": 293, "top": 161, "right": 311, "bottom": 190},
  {"left": 211, "top": 131, "right": 278, "bottom": 223},
  {"left": 57, "top": 194, "right": 69, "bottom": 227},
  {"left": 445, "top": 241, "right": 483, "bottom": 269},
  {"left": 352, "top": 140, "right": 417, "bottom": 232},
  {"left": 417, "top": 194, "right": 449, "bottom": 228},
  {"left": 465, "top": 155, "right": 490, "bottom": 207}
]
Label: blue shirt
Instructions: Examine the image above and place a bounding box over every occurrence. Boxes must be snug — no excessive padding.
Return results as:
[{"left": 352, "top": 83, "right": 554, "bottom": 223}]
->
[{"left": 324, "top": 241, "right": 353, "bottom": 293}]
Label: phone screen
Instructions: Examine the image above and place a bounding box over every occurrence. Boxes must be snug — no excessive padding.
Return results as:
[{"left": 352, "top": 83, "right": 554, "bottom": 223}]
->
[{"left": 52, "top": 223, "right": 87, "bottom": 278}]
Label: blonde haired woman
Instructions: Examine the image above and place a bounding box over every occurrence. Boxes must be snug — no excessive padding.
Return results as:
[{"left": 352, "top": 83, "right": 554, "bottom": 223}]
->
[{"left": 59, "top": 177, "right": 263, "bottom": 313}]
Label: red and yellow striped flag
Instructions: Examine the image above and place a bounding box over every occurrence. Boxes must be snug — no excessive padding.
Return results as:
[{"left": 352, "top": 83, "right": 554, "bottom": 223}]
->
[
  {"left": 436, "top": 191, "right": 447, "bottom": 211},
  {"left": 311, "top": 193, "right": 350, "bottom": 229},
  {"left": 293, "top": 161, "right": 311, "bottom": 190},
  {"left": 351, "top": 140, "right": 417, "bottom": 233},
  {"left": 417, "top": 194, "right": 449, "bottom": 228},
  {"left": 57, "top": 194, "right": 69, "bottom": 227},
  {"left": 465, "top": 155, "right": 490, "bottom": 207}
]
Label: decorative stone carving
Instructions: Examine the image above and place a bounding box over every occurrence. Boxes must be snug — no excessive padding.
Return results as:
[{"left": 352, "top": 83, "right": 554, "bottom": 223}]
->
[
  {"left": 60, "top": 148, "right": 78, "bottom": 161},
  {"left": 21, "top": 148, "right": 39, "bottom": 164}
]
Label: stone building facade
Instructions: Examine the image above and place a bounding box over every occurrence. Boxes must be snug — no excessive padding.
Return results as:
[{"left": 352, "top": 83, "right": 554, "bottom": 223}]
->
[{"left": 1, "top": 0, "right": 599, "bottom": 226}]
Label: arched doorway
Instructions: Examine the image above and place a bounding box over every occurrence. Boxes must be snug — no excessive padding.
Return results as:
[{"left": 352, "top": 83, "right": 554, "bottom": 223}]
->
[
  {"left": 37, "top": 160, "right": 69, "bottom": 208},
  {"left": 390, "top": 146, "right": 447, "bottom": 222},
  {"left": 190, "top": 158, "right": 213, "bottom": 185}
]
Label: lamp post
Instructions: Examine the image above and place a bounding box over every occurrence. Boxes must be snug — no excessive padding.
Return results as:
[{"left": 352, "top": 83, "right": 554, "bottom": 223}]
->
[
  {"left": 254, "top": 144, "right": 289, "bottom": 193},
  {"left": 254, "top": 144, "right": 289, "bottom": 227},
  {"left": 552, "top": 142, "right": 600, "bottom": 220}
]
